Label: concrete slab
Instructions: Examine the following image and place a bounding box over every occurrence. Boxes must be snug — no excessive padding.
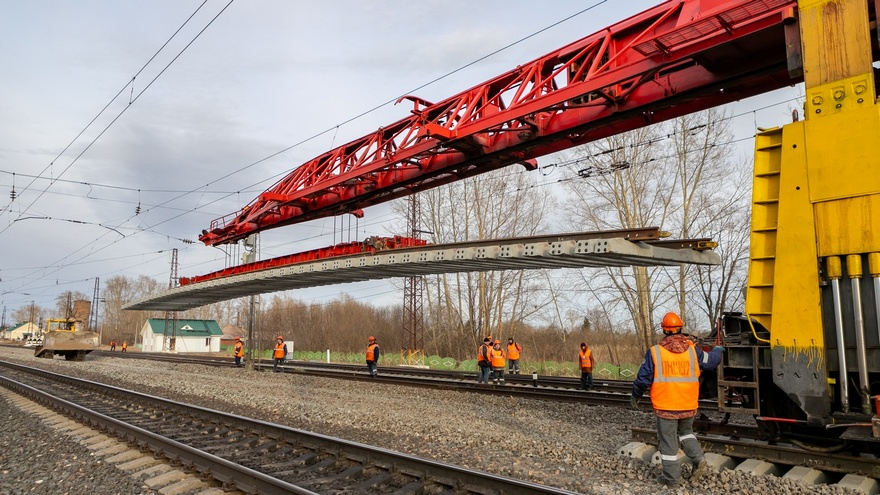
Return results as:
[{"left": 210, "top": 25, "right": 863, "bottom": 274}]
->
[
  {"left": 734, "top": 458, "right": 780, "bottom": 476},
  {"left": 158, "top": 477, "right": 207, "bottom": 495},
  {"left": 105, "top": 450, "right": 144, "bottom": 464},
  {"left": 82, "top": 434, "right": 111, "bottom": 445},
  {"left": 94, "top": 443, "right": 130, "bottom": 456},
  {"left": 619, "top": 442, "right": 657, "bottom": 462},
  {"left": 134, "top": 463, "right": 174, "bottom": 480},
  {"left": 116, "top": 456, "right": 163, "bottom": 472},
  {"left": 87, "top": 439, "right": 118, "bottom": 451},
  {"left": 704, "top": 452, "right": 736, "bottom": 471},
  {"left": 835, "top": 474, "right": 880, "bottom": 494},
  {"left": 781, "top": 466, "right": 828, "bottom": 484},
  {"left": 144, "top": 470, "right": 187, "bottom": 489}
]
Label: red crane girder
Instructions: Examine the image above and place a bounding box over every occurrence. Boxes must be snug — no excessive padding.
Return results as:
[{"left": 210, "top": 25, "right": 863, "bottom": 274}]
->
[{"left": 201, "top": 0, "right": 799, "bottom": 246}]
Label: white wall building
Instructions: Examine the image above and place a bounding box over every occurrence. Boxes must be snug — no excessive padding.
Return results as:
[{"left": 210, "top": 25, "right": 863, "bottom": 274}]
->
[{"left": 139, "top": 318, "right": 223, "bottom": 353}]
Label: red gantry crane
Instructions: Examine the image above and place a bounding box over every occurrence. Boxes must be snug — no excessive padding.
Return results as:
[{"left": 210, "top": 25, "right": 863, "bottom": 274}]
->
[{"left": 200, "top": 0, "right": 800, "bottom": 247}]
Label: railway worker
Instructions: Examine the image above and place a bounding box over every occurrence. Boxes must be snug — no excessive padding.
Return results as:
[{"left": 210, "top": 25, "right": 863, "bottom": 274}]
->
[
  {"left": 490, "top": 340, "right": 506, "bottom": 385},
  {"left": 630, "top": 311, "right": 724, "bottom": 488},
  {"left": 577, "top": 342, "right": 595, "bottom": 390},
  {"left": 233, "top": 337, "right": 244, "bottom": 367},
  {"left": 477, "top": 336, "right": 492, "bottom": 384},
  {"left": 273, "top": 336, "right": 288, "bottom": 372},
  {"left": 365, "top": 336, "right": 380, "bottom": 377},
  {"left": 109, "top": 339, "right": 116, "bottom": 351},
  {"left": 121, "top": 340, "right": 127, "bottom": 352},
  {"left": 506, "top": 337, "right": 522, "bottom": 375}
]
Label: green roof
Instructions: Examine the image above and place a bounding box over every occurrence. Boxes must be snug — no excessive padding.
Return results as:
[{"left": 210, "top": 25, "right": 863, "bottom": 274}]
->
[{"left": 144, "top": 318, "right": 223, "bottom": 337}]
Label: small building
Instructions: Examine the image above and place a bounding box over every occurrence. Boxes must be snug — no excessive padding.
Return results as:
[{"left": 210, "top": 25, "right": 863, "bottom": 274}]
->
[
  {"left": 1, "top": 322, "right": 42, "bottom": 341},
  {"left": 139, "top": 318, "right": 223, "bottom": 353},
  {"left": 220, "top": 324, "right": 246, "bottom": 346}
]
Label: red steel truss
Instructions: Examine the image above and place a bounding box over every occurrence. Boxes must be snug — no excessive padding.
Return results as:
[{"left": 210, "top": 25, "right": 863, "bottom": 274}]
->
[{"left": 200, "top": 0, "right": 799, "bottom": 246}]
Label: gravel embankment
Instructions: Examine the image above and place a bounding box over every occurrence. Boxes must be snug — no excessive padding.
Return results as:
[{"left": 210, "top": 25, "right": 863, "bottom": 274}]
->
[{"left": 0, "top": 347, "right": 862, "bottom": 495}]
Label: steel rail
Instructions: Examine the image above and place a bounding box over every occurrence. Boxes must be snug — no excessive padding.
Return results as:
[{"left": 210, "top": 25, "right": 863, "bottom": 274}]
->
[
  {"left": 630, "top": 427, "right": 880, "bottom": 478},
  {"left": 0, "top": 360, "right": 582, "bottom": 495},
  {"left": 0, "top": 367, "right": 315, "bottom": 495}
]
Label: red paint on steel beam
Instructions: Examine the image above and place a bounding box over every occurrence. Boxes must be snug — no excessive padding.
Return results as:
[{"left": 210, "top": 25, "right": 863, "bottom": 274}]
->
[{"left": 201, "top": 0, "right": 798, "bottom": 246}]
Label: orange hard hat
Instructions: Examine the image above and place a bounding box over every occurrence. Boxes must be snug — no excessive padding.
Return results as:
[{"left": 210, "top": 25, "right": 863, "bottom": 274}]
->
[
  {"left": 234, "top": 337, "right": 240, "bottom": 341},
  {"left": 494, "top": 339, "right": 500, "bottom": 345},
  {"left": 276, "top": 336, "right": 283, "bottom": 340},
  {"left": 368, "top": 336, "right": 375, "bottom": 342},
  {"left": 661, "top": 312, "right": 684, "bottom": 333}
]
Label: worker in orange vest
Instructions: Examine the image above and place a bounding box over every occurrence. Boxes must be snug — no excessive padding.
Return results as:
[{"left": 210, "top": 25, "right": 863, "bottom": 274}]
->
[
  {"left": 366, "top": 335, "right": 382, "bottom": 376},
  {"left": 365, "top": 336, "right": 380, "bottom": 377},
  {"left": 121, "top": 340, "right": 127, "bottom": 352},
  {"left": 477, "top": 336, "right": 492, "bottom": 384},
  {"left": 233, "top": 337, "right": 244, "bottom": 367},
  {"left": 506, "top": 337, "right": 522, "bottom": 375},
  {"left": 490, "top": 339, "right": 506, "bottom": 385},
  {"left": 109, "top": 339, "right": 116, "bottom": 351},
  {"left": 273, "top": 336, "right": 287, "bottom": 372},
  {"left": 631, "top": 312, "right": 724, "bottom": 488},
  {"left": 577, "top": 342, "right": 595, "bottom": 390}
]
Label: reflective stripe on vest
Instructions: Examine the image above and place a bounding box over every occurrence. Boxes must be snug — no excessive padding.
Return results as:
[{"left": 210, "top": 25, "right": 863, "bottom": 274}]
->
[
  {"left": 579, "top": 349, "right": 592, "bottom": 370},
  {"left": 274, "top": 343, "right": 286, "bottom": 359},
  {"left": 490, "top": 348, "right": 505, "bottom": 368},
  {"left": 650, "top": 343, "right": 700, "bottom": 411},
  {"left": 507, "top": 343, "right": 521, "bottom": 360},
  {"left": 366, "top": 343, "right": 378, "bottom": 361}
]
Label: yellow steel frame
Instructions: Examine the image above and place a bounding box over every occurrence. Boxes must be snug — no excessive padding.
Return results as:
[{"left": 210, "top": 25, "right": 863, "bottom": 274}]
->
[{"left": 745, "top": 0, "right": 879, "bottom": 417}]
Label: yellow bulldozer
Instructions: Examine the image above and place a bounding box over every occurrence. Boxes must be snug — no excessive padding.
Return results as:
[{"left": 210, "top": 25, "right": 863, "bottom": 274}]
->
[{"left": 34, "top": 317, "right": 100, "bottom": 361}]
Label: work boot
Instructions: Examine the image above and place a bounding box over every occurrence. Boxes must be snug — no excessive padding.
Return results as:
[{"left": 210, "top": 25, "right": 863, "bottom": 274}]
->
[
  {"left": 690, "top": 459, "right": 707, "bottom": 481},
  {"left": 656, "top": 475, "right": 679, "bottom": 489}
]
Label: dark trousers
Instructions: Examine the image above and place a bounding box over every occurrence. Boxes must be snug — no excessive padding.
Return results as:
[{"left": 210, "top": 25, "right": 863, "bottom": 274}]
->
[
  {"left": 478, "top": 364, "right": 491, "bottom": 383},
  {"left": 273, "top": 358, "right": 284, "bottom": 371},
  {"left": 234, "top": 356, "right": 242, "bottom": 366},
  {"left": 367, "top": 361, "right": 378, "bottom": 376},
  {"left": 508, "top": 359, "right": 520, "bottom": 374},
  {"left": 657, "top": 415, "right": 704, "bottom": 485},
  {"left": 579, "top": 370, "right": 593, "bottom": 390}
]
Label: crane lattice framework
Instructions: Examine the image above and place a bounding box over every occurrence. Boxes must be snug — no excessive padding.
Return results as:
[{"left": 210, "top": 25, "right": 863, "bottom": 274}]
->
[{"left": 199, "top": 0, "right": 800, "bottom": 247}]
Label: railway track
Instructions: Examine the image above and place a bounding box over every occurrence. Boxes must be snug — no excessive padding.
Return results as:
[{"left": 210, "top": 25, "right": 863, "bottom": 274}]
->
[
  {"left": 0, "top": 359, "right": 579, "bottom": 495},
  {"left": 84, "top": 349, "right": 685, "bottom": 409},
  {"left": 628, "top": 426, "right": 880, "bottom": 484}
]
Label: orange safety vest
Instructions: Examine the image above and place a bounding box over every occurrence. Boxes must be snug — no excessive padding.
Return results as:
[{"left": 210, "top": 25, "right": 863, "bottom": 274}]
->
[
  {"left": 490, "top": 348, "right": 506, "bottom": 368},
  {"left": 507, "top": 343, "right": 521, "bottom": 360},
  {"left": 121, "top": 342, "right": 127, "bottom": 350},
  {"left": 234, "top": 342, "right": 244, "bottom": 357},
  {"left": 650, "top": 343, "right": 700, "bottom": 411},
  {"left": 366, "top": 343, "right": 378, "bottom": 361},
  {"left": 274, "top": 342, "right": 286, "bottom": 359},
  {"left": 477, "top": 343, "right": 490, "bottom": 363},
  {"left": 579, "top": 348, "right": 592, "bottom": 371}
]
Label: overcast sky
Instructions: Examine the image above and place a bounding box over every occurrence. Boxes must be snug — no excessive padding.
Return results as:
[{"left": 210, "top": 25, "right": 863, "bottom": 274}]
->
[{"left": 0, "top": 0, "right": 802, "bottom": 318}]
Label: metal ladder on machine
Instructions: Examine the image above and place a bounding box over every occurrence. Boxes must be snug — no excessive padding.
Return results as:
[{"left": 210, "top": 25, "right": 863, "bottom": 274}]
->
[{"left": 717, "top": 345, "right": 761, "bottom": 416}]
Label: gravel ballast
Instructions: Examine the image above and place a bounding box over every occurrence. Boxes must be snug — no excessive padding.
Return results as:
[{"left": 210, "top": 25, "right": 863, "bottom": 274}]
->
[{"left": 0, "top": 347, "right": 863, "bottom": 494}]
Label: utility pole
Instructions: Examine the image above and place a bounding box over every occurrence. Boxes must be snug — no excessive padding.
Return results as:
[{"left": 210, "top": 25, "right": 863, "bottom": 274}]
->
[
  {"left": 163, "top": 249, "right": 179, "bottom": 352},
  {"left": 401, "top": 194, "right": 425, "bottom": 366},
  {"left": 89, "top": 278, "right": 100, "bottom": 340},
  {"left": 242, "top": 234, "right": 258, "bottom": 370}
]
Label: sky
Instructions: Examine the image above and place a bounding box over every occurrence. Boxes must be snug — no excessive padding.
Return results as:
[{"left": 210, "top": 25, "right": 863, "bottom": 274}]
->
[{"left": 0, "top": 0, "right": 803, "bottom": 319}]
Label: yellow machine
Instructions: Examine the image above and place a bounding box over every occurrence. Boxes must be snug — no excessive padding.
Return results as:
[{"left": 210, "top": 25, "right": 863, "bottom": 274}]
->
[{"left": 34, "top": 318, "right": 100, "bottom": 361}]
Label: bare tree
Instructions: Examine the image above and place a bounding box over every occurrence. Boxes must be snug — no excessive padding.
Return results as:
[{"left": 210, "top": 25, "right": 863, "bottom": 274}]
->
[
  {"left": 561, "top": 108, "right": 750, "bottom": 349},
  {"left": 401, "top": 168, "right": 555, "bottom": 359}
]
